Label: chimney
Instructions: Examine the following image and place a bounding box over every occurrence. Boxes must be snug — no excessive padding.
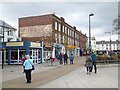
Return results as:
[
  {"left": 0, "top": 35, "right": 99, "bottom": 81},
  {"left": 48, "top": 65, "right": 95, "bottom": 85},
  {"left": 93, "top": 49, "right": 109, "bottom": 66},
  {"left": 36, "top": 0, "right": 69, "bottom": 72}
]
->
[
  {"left": 73, "top": 26, "right": 76, "bottom": 30},
  {"left": 60, "top": 17, "right": 65, "bottom": 22}
]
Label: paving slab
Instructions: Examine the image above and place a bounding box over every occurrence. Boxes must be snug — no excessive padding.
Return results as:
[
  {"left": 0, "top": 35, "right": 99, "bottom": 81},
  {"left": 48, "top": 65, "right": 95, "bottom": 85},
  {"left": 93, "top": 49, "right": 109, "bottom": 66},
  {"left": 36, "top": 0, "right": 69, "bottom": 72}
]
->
[
  {"left": 1, "top": 57, "right": 85, "bottom": 88},
  {"left": 39, "top": 64, "right": 118, "bottom": 88}
]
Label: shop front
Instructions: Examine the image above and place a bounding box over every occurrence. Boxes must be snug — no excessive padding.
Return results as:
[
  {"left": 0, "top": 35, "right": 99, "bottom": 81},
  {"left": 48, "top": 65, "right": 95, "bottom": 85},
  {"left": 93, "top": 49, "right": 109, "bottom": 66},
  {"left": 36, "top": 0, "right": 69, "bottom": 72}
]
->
[
  {"left": 54, "top": 44, "right": 65, "bottom": 58},
  {"left": 3, "top": 41, "right": 43, "bottom": 64},
  {"left": 66, "top": 45, "right": 78, "bottom": 57}
]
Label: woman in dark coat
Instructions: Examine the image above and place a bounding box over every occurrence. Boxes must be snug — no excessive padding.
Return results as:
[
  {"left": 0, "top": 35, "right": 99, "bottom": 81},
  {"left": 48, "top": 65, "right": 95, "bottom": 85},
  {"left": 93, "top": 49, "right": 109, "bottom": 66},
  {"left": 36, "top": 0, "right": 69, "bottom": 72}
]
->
[
  {"left": 64, "top": 53, "right": 68, "bottom": 65},
  {"left": 59, "top": 53, "right": 63, "bottom": 65}
]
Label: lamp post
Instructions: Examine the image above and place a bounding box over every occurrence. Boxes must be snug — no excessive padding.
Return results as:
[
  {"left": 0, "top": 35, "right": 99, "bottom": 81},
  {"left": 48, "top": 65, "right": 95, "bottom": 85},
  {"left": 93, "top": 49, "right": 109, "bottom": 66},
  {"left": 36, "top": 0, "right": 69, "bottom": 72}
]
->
[
  {"left": 2, "top": 21, "right": 5, "bottom": 69},
  {"left": 89, "top": 13, "right": 94, "bottom": 53}
]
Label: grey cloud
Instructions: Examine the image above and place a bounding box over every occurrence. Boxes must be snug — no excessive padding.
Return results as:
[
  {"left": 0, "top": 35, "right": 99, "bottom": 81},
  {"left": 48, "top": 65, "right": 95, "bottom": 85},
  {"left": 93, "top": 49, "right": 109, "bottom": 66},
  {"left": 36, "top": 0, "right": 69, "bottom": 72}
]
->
[{"left": 1, "top": 2, "right": 118, "bottom": 41}]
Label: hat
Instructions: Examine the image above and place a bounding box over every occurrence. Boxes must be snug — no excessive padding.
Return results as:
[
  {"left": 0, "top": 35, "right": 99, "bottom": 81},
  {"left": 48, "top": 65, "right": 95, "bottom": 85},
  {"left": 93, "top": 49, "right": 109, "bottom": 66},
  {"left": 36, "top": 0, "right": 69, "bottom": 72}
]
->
[{"left": 25, "top": 55, "right": 30, "bottom": 59}]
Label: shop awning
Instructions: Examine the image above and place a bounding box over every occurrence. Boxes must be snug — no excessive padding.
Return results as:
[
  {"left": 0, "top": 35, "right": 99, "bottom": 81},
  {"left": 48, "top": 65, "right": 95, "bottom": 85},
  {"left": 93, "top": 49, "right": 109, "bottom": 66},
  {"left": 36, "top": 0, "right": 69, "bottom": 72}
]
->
[
  {"left": 66, "top": 45, "right": 77, "bottom": 49},
  {"left": 55, "top": 44, "right": 64, "bottom": 49}
]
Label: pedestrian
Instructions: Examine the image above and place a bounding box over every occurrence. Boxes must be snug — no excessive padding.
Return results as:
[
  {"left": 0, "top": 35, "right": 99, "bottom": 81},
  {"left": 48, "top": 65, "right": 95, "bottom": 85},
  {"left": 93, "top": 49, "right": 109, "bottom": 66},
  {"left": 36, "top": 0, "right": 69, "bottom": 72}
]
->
[
  {"left": 69, "top": 53, "right": 74, "bottom": 65},
  {"left": 22, "top": 55, "right": 27, "bottom": 64},
  {"left": 59, "top": 52, "right": 63, "bottom": 65},
  {"left": 46, "top": 55, "right": 50, "bottom": 62},
  {"left": 21, "top": 54, "right": 27, "bottom": 73},
  {"left": 85, "top": 55, "right": 93, "bottom": 74},
  {"left": 90, "top": 52, "right": 97, "bottom": 73},
  {"left": 23, "top": 55, "right": 34, "bottom": 83},
  {"left": 64, "top": 52, "right": 68, "bottom": 65}
]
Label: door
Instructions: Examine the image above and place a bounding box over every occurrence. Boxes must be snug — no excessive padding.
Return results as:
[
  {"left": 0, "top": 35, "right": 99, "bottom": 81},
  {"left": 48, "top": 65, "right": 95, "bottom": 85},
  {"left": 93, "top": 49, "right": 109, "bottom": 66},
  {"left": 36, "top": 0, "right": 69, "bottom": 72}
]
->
[{"left": 31, "top": 49, "right": 39, "bottom": 64}]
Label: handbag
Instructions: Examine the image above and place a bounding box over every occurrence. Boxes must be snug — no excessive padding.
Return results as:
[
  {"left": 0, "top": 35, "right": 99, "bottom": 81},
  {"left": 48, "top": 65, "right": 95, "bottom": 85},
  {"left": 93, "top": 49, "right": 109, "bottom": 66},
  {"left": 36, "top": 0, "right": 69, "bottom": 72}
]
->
[
  {"left": 28, "top": 60, "right": 35, "bottom": 70},
  {"left": 32, "top": 65, "right": 35, "bottom": 70}
]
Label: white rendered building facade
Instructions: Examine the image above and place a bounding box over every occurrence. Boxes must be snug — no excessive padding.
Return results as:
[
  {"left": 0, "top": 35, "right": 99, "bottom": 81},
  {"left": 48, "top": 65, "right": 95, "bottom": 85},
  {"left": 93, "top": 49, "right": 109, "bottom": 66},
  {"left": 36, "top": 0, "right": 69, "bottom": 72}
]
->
[
  {"left": 0, "top": 20, "right": 17, "bottom": 42},
  {"left": 0, "top": 20, "right": 17, "bottom": 64},
  {"left": 96, "top": 40, "right": 120, "bottom": 54}
]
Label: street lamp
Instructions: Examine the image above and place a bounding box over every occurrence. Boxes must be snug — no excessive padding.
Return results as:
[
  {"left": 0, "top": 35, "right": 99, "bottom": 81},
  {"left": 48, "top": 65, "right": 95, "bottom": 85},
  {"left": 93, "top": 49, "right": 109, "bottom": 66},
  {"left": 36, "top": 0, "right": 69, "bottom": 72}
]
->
[
  {"left": 2, "top": 21, "right": 5, "bottom": 69},
  {"left": 89, "top": 13, "right": 94, "bottom": 53}
]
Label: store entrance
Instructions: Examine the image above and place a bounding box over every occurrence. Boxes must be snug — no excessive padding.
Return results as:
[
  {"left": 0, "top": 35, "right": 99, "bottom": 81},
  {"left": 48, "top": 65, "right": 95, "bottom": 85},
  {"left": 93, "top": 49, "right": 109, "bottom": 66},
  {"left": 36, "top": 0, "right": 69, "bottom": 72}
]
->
[{"left": 30, "top": 49, "right": 40, "bottom": 64}]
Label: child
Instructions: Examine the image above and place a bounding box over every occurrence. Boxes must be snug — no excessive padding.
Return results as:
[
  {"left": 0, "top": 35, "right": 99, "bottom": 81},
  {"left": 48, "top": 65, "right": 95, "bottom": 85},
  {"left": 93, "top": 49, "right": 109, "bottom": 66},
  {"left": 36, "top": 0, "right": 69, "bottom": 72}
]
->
[{"left": 85, "top": 56, "right": 93, "bottom": 74}]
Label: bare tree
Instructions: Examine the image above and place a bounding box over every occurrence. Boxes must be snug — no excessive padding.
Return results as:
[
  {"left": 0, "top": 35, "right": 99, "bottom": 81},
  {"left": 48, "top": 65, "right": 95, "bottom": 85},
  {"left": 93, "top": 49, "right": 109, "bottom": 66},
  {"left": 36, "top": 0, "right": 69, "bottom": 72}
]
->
[{"left": 113, "top": 16, "right": 120, "bottom": 35}]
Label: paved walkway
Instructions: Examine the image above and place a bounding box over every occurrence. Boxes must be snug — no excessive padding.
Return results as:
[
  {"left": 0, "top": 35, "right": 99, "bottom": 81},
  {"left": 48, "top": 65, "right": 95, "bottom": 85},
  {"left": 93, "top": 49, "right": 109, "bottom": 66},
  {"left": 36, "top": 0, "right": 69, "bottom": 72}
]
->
[
  {"left": 0, "top": 57, "right": 119, "bottom": 89},
  {"left": 1, "top": 57, "right": 85, "bottom": 88},
  {"left": 39, "top": 64, "right": 118, "bottom": 88}
]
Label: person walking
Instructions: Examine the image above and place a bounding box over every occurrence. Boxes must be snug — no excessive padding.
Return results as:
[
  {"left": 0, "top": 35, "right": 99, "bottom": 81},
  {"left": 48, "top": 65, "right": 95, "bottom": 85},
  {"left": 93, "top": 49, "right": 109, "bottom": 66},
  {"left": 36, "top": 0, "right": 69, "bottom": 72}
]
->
[
  {"left": 85, "top": 55, "right": 93, "bottom": 74},
  {"left": 90, "top": 52, "right": 97, "bottom": 73},
  {"left": 22, "top": 54, "right": 27, "bottom": 64},
  {"left": 22, "top": 55, "right": 27, "bottom": 73},
  {"left": 23, "top": 55, "right": 34, "bottom": 83},
  {"left": 69, "top": 53, "right": 74, "bottom": 65},
  {"left": 59, "top": 53, "right": 63, "bottom": 65},
  {"left": 64, "top": 52, "right": 68, "bottom": 65}
]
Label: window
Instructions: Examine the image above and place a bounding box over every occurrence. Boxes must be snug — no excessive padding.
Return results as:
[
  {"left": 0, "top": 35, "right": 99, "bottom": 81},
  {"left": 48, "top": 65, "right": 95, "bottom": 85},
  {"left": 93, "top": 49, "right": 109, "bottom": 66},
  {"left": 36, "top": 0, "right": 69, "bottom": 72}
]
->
[
  {"left": 72, "top": 31, "right": 74, "bottom": 37},
  {"left": 19, "top": 50, "right": 26, "bottom": 60},
  {"left": 0, "top": 27, "right": 2, "bottom": 34},
  {"left": 55, "top": 33, "right": 57, "bottom": 43},
  {"left": 55, "top": 22, "right": 57, "bottom": 30},
  {"left": 62, "top": 25, "right": 64, "bottom": 33},
  {"left": 10, "top": 30, "right": 13, "bottom": 36},
  {"left": 63, "top": 36, "right": 64, "bottom": 43},
  {"left": 59, "top": 34, "right": 61, "bottom": 43},
  {"left": 70, "top": 30, "right": 71, "bottom": 36},
  {"left": 11, "top": 49, "right": 18, "bottom": 60},
  {"left": 68, "top": 38, "right": 69, "bottom": 44},
  {"left": 72, "top": 39, "right": 74, "bottom": 45},
  {"left": 59, "top": 23, "right": 61, "bottom": 31},
  {"left": 65, "top": 27, "right": 67, "bottom": 34},
  {"left": 68, "top": 28, "right": 69, "bottom": 36}
]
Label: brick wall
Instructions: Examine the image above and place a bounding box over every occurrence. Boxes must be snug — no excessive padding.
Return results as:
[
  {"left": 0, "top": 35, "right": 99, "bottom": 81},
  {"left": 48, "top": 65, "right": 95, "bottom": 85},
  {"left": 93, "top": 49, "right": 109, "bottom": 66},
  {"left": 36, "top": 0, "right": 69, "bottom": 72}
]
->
[
  {"left": 19, "top": 14, "right": 53, "bottom": 27},
  {"left": 20, "top": 24, "right": 52, "bottom": 37}
]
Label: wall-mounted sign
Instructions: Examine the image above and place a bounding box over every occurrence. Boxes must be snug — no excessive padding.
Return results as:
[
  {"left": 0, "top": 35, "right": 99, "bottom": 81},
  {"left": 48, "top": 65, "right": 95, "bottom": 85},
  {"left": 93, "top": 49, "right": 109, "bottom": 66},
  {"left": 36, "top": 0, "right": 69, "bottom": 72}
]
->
[
  {"left": 6, "top": 42, "right": 23, "bottom": 46},
  {"left": 31, "top": 42, "right": 40, "bottom": 47},
  {"left": 66, "top": 45, "right": 77, "bottom": 49}
]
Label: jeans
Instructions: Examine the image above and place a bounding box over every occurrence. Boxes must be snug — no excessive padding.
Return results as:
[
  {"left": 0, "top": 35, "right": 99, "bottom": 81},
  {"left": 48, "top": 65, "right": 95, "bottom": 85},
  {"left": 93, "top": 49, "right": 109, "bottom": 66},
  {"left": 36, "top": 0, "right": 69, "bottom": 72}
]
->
[{"left": 70, "top": 60, "right": 73, "bottom": 64}]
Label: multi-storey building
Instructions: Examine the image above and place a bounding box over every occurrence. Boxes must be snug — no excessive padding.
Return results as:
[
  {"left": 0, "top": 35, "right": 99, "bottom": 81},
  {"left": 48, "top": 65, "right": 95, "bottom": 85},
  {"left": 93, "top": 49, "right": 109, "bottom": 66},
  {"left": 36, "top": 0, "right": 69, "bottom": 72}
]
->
[
  {"left": 0, "top": 20, "right": 17, "bottom": 64},
  {"left": 19, "top": 14, "right": 87, "bottom": 57},
  {"left": 91, "top": 37, "right": 96, "bottom": 52},
  {"left": 96, "top": 40, "right": 120, "bottom": 54},
  {"left": 0, "top": 20, "right": 17, "bottom": 43}
]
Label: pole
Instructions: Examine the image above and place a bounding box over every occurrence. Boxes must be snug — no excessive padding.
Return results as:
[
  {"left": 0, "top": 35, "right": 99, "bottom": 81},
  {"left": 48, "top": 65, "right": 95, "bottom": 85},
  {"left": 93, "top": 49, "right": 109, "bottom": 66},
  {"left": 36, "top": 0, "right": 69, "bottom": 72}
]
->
[
  {"left": 89, "top": 13, "right": 94, "bottom": 53},
  {"left": 89, "top": 15, "right": 91, "bottom": 54},
  {"left": 2, "top": 21, "right": 5, "bottom": 69},
  {"left": 110, "top": 33, "right": 111, "bottom": 51}
]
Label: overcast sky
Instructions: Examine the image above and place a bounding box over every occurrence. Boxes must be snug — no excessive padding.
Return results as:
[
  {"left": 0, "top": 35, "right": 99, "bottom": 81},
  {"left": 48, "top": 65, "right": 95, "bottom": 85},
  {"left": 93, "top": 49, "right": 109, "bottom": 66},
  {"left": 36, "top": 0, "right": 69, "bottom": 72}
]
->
[{"left": 0, "top": 1, "right": 119, "bottom": 41}]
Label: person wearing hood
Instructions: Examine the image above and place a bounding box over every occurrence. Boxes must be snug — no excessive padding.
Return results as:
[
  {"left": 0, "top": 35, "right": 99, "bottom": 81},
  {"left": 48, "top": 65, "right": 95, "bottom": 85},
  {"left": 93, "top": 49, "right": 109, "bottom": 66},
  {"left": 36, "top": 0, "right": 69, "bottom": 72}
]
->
[{"left": 69, "top": 53, "right": 74, "bottom": 65}]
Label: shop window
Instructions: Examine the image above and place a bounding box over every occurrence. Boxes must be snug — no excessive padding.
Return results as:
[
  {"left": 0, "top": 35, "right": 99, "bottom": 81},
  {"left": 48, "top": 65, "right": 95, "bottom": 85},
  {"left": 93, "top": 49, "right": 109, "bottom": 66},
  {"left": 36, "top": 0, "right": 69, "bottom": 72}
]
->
[
  {"left": 11, "top": 49, "right": 18, "bottom": 60},
  {"left": 19, "top": 50, "right": 26, "bottom": 60}
]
